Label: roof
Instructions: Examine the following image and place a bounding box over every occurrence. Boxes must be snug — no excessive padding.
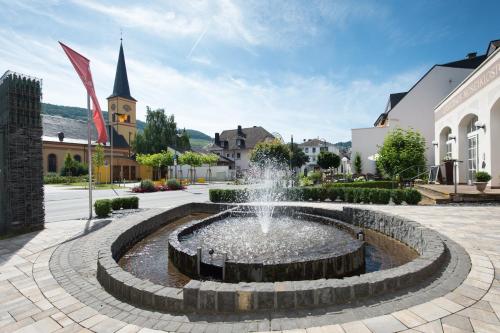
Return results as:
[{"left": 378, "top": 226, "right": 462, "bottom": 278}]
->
[
  {"left": 487, "top": 39, "right": 500, "bottom": 56},
  {"left": 42, "top": 115, "right": 129, "bottom": 148},
  {"left": 440, "top": 54, "right": 487, "bottom": 69},
  {"left": 108, "top": 42, "right": 136, "bottom": 101},
  {"left": 374, "top": 92, "right": 407, "bottom": 126},
  {"left": 298, "top": 138, "right": 334, "bottom": 147},
  {"left": 389, "top": 92, "right": 407, "bottom": 108},
  {"left": 214, "top": 126, "right": 274, "bottom": 150},
  {"left": 372, "top": 50, "right": 489, "bottom": 126}
]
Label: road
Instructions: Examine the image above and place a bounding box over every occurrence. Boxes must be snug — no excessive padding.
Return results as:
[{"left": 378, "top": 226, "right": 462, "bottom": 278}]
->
[{"left": 44, "top": 183, "right": 231, "bottom": 223}]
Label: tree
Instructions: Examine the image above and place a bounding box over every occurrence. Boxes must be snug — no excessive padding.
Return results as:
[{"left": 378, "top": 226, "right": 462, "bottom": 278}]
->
[
  {"left": 202, "top": 153, "right": 219, "bottom": 183},
  {"left": 317, "top": 151, "right": 340, "bottom": 170},
  {"left": 179, "top": 151, "right": 203, "bottom": 183},
  {"left": 176, "top": 129, "right": 191, "bottom": 151},
  {"left": 136, "top": 151, "right": 174, "bottom": 180},
  {"left": 132, "top": 107, "right": 186, "bottom": 154},
  {"left": 353, "top": 152, "right": 362, "bottom": 175},
  {"left": 93, "top": 144, "right": 105, "bottom": 184},
  {"left": 60, "top": 154, "right": 88, "bottom": 177},
  {"left": 250, "top": 139, "right": 290, "bottom": 166},
  {"left": 289, "top": 143, "right": 309, "bottom": 169},
  {"left": 376, "top": 128, "right": 426, "bottom": 180}
]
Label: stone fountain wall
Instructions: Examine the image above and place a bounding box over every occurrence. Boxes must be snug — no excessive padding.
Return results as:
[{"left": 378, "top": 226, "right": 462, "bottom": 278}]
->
[{"left": 96, "top": 204, "right": 457, "bottom": 314}]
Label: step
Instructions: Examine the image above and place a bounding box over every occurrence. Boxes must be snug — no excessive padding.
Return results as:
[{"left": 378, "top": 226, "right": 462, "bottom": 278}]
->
[{"left": 415, "top": 187, "right": 450, "bottom": 204}]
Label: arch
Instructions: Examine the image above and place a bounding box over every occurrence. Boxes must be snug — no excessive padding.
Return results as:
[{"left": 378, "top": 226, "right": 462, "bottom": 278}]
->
[
  {"left": 490, "top": 98, "right": 500, "bottom": 187},
  {"left": 74, "top": 154, "right": 82, "bottom": 163},
  {"left": 438, "top": 126, "right": 452, "bottom": 163},
  {"left": 48, "top": 154, "right": 57, "bottom": 173},
  {"left": 458, "top": 113, "right": 479, "bottom": 183}
]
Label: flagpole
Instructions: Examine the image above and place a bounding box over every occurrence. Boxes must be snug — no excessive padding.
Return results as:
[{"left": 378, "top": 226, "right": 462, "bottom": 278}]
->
[{"left": 87, "top": 93, "right": 93, "bottom": 219}]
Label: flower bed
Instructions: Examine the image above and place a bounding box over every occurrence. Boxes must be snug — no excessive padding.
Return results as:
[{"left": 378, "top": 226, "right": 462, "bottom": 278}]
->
[{"left": 131, "top": 179, "right": 185, "bottom": 193}]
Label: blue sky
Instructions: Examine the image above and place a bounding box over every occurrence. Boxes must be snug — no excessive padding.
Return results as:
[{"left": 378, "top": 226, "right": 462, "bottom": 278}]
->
[{"left": 0, "top": 0, "right": 498, "bottom": 142}]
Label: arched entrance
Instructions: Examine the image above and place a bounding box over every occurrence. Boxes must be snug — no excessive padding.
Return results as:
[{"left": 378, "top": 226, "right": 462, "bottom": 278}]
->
[
  {"left": 458, "top": 114, "right": 479, "bottom": 184},
  {"left": 438, "top": 126, "right": 452, "bottom": 162},
  {"left": 490, "top": 98, "right": 500, "bottom": 187}
]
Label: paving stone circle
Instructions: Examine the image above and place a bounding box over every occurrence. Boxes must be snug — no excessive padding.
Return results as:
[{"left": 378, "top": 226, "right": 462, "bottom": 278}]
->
[{"left": 47, "top": 203, "right": 473, "bottom": 331}]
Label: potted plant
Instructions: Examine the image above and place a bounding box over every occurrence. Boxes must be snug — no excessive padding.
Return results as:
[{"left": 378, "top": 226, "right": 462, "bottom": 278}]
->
[{"left": 474, "top": 171, "right": 491, "bottom": 192}]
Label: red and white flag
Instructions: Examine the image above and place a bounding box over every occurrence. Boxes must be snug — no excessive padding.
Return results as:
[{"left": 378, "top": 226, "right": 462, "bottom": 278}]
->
[{"left": 59, "top": 42, "right": 108, "bottom": 144}]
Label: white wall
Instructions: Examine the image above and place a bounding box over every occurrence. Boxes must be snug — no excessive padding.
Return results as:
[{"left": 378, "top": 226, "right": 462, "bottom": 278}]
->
[
  {"left": 434, "top": 50, "right": 500, "bottom": 186},
  {"left": 351, "top": 126, "right": 389, "bottom": 174},
  {"left": 351, "top": 65, "right": 475, "bottom": 174},
  {"left": 170, "top": 165, "right": 231, "bottom": 181}
]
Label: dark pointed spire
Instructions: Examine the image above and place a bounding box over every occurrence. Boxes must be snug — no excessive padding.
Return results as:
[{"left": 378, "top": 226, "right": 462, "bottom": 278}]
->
[{"left": 108, "top": 41, "right": 136, "bottom": 101}]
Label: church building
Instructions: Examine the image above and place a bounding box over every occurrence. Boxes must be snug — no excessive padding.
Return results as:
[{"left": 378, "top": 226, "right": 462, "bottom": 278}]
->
[{"left": 42, "top": 41, "right": 142, "bottom": 182}]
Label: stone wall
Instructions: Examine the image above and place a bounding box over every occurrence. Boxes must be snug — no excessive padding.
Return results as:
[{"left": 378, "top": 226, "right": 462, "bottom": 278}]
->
[{"left": 0, "top": 72, "right": 44, "bottom": 234}]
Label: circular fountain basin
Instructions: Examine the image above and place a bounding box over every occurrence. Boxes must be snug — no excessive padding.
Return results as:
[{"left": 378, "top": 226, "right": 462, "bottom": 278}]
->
[{"left": 168, "top": 209, "right": 365, "bottom": 282}]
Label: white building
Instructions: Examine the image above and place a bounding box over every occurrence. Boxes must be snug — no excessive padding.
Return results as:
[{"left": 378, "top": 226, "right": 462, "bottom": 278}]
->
[
  {"left": 298, "top": 138, "right": 340, "bottom": 171},
  {"left": 352, "top": 53, "right": 487, "bottom": 175},
  {"left": 207, "top": 125, "right": 275, "bottom": 177},
  {"left": 434, "top": 40, "right": 500, "bottom": 187}
]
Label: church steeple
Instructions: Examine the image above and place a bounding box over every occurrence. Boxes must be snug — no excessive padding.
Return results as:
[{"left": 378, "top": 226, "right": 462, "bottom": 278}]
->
[
  {"left": 108, "top": 41, "right": 136, "bottom": 101},
  {"left": 107, "top": 40, "right": 137, "bottom": 147}
]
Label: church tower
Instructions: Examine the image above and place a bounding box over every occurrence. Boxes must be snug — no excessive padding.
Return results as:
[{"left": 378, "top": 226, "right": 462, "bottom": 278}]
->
[{"left": 107, "top": 41, "right": 137, "bottom": 146}]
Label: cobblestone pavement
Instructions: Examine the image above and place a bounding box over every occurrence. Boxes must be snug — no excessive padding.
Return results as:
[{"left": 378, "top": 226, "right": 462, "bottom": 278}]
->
[{"left": 1, "top": 203, "right": 499, "bottom": 332}]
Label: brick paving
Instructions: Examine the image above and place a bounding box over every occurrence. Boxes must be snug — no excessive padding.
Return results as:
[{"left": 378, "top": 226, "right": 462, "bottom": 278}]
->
[{"left": 0, "top": 203, "right": 499, "bottom": 332}]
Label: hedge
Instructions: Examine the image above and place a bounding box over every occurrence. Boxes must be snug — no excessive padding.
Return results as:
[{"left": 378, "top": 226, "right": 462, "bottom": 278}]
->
[
  {"left": 44, "top": 173, "right": 87, "bottom": 184},
  {"left": 94, "top": 199, "right": 111, "bottom": 217},
  {"left": 208, "top": 187, "right": 422, "bottom": 205},
  {"left": 111, "top": 197, "right": 139, "bottom": 210},
  {"left": 323, "top": 181, "right": 396, "bottom": 189},
  {"left": 95, "top": 197, "right": 139, "bottom": 217}
]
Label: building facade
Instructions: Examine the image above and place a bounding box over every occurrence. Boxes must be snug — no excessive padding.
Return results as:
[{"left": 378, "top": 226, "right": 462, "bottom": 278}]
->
[
  {"left": 298, "top": 138, "right": 340, "bottom": 171},
  {"left": 352, "top": 53, "right": 486, "bottom": 175},
  {"left": 434, "top": 40, "right": 500, "bottom": 187},
  {"left": 41, "top": 41, "right": 142, "bottom": 182},
  {"left": 208, "top": 125, "right": 274, "bottom": 176}
]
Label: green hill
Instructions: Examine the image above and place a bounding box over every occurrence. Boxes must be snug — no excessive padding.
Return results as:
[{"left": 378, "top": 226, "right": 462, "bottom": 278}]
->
[
  {"left": 41, "top": 103, "right": 212, "bottom": 148},
  {"left": 334, "top": 141, "right": 351, "bottom": 150}
]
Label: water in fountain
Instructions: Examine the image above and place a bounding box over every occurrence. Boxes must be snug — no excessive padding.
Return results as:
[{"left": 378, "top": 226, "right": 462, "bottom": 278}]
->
[{"left": 244, "top": 158, "right": 291, "bottom": 233}]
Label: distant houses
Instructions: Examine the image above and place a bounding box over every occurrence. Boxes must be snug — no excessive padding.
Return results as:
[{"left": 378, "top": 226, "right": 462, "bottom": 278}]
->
[
  {"left": 207, "top": 125, "right": 275, "bottom": 177},
  {"left": 298, "top": 138, "right": 340, "bottom": 173}
]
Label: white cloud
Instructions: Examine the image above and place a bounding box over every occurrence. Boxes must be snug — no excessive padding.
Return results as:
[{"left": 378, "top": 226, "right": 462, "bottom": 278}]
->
[
  {"left": 70, "top": 0, "right": 385, "bottom": 49},
  {"left": 0, "top": 28, "right": 423, "bottom": 143},
  {"left": 71, "top": 0, "right": 259, "bottom": 46}
]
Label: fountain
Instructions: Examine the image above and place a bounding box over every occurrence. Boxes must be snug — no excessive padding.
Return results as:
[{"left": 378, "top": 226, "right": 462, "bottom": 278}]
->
[{"left": 167, "top": 158, "right": 368, "bottom": 282}]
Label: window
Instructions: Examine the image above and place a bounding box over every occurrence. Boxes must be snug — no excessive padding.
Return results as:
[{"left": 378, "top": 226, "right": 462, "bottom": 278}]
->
[
  {"left": 467, "top": 115, "right": 479, "bottom": 134},
  {"left": 226, "top": 153, "right": 229, "bottom": 157},
  {"left": 312, "top": 147, "right": 316, "bottom": 153},
  {"left": 320, "top": 146, "right": 328, "bottom": 152},
  {"left": 236, "top": 153, "right": 241, "bottom": 159},
  {"left": 445, "top": 142, "right": 452, "bottom": 160},
  {"left": 74, "top": 154, "right": 81, "bottom": 163},
  {"left": 305, "top": 147, "right": 309, "bottom": 153},
  {"left": 48, "top": 154, "right": 57, "bottom": 173}
]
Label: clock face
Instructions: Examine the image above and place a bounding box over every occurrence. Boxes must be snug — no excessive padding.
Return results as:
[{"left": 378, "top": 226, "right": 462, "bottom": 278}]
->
[
  {"left": 111, "top": 103, "right": 116, "bottom": 111},
  {"left": 123, "top": 104, "right": 131, "bottom": 112}
]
